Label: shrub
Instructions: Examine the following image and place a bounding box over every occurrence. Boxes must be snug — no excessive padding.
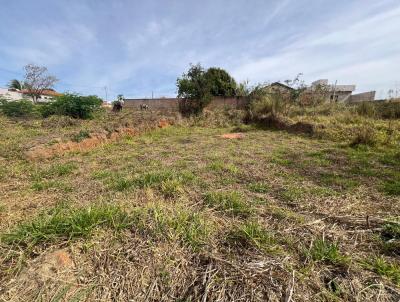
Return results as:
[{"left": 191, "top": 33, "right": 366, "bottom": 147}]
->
[
  {"left": 0, "top": 99, "right": 34, "bottom": 117},
  {"left": 350, "top": 125, "right": 377, "bottom": 147},
  {"left": 39, "top": 93, "right": 102, "bottom": 119},
  {"left": 71, "top": 130, "right": 91, "bottom": 142}
]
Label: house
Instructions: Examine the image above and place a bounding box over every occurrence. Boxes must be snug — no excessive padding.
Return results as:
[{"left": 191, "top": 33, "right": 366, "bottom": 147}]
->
[
  {"left": 310, "top": 79, "right": 376, "bottom": 103},
  {"left": 0, "top": 88, "right": 62, "bottom": 102},
  {"left": 310, "top": 79, "right": 355, "bottom": 102}
]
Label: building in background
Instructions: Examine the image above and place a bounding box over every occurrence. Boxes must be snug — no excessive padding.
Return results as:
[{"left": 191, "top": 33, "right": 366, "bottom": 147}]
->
[
  {"left": 310, "top": 79, "right": 376, "bottom": 103},
  {"left": 0, "top": 88, "right": 61, "bottom": 102}
]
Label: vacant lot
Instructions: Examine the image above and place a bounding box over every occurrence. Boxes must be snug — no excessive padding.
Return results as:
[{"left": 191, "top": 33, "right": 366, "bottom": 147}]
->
[{"left": 0, "top": 109, "right": 399, "bottom": 301}]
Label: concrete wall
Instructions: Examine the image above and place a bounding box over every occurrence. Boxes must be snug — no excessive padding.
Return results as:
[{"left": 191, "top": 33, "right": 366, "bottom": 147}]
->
[
  {"left": 124, "top": 97, "right": 246, "bottom": 111},
  {"left": 124, "top": 98, "right": 179, "bottom": 110},
  {"left": 348, "top": 91, "right": 376, "bottom": 103},
  {"left": 0, "top": 88, "right": 23, "bottom": 101}
]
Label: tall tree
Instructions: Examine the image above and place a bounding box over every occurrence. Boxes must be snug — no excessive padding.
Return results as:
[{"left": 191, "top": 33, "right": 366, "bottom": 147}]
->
[
  {"left": 23, "top": 64, "right": 58, "bottom": 103},
  {"left": 204, "top": 67, "right": 237, "bottom": 97},
  {"left": 177, "top": 63, "right": 212, "bottom": 116}
]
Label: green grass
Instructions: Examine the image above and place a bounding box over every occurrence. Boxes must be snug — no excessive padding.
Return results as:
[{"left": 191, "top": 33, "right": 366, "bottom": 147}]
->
[
  {"left": 307, "top": 239, "right": 348, "bottom": 266},
  {"left": 364, "top": 257, "right": 400, "bottom": 285},
  {"left": 248, "top": 182, "right": 270, "bottom": 193},
  {"left": 132, "top": 205, "right": 212, "bottom": 250},
  {"left": 319, "top": 173, "right": 359, "bottom": 190},
  {"left": 31, "top": 180, "right": 72, "bottom": 192},
  {"left": 227, "top": 221, "right": 278, "bottom": 252},
  {"left": 382, "top": 180, "right": 400, "bottom": 196},
  {"left": 207, "top": 160, "right": 239, "bottom": 174},
  {"left": 31, "top": 162, "right": 78, "bottom": 181},
  {"left": 160, "top": 179, "right": 185, "bottom": 199},
  {"left": 1, "top": 205, "right": 132, "bottom": 247},
  {"left": 107, "top": 170, "right": 194, "bottom": 192},
  {"left": 203, "top": 191, "right": 251, "bottom": 216}
]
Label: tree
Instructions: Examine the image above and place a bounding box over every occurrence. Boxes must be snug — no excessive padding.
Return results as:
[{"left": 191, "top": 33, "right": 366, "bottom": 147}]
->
[
  {"left": 23, "top": 64, "right": 58, "bottom": 103},
  {"left": 8, "top": 79, "right": 25, "bottom": 90},
  {"left": 177, "top": 63, "right": 212, "bottom": 116},
  {"left": 204, "top": 67, "right": 237, "bottom": 97}
]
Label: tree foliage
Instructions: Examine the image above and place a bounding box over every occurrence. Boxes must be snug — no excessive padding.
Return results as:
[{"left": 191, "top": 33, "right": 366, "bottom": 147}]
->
[
  {"left": 177, "top": 64, "right": 212, "bottom": 116},
  {"left": 204, "top": 67, "right": 237, "bottom": 97},
  {"left": 176, "top": 64, "right": 237, "bottom": 116}
]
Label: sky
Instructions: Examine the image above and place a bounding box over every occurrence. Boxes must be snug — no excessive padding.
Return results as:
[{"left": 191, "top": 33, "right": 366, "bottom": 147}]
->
[{"left": 0, "top": 0, "right": 399, "bottom": 100}]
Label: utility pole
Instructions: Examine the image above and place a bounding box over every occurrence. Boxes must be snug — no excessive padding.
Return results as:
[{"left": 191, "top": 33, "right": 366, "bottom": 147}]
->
[
  {"left": 104, "top": 86, "right": 108, "bottom": 102},
  {"left": 332, "top": 80, "right": 337, "bottom": 102},
  {"left": 152, "top": 91, "right": 154, "bottom": 99}
]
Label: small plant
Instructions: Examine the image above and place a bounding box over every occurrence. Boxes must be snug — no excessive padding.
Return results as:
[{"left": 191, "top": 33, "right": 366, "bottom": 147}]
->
[
  {"left": 307, "top": 239, "right": 348, "bottom": 266},
  {"left": 203, "top": 191, "right": 251, "bottom": 216},
  {"left": 0, "top": 99, "right": 34, "bottom": 117},
  {"left": 71, "top": 130, "right": 91, "bottom": 142},
  {"left": 364, "top": 257, "right": 400, "bottom": 285},
  {"left": 380, "top": 218, "right": 400, "bottom": 255},
  {"left": 227, "top": 221, "right": 277, "bottom": 251},
  {"left": 160, "top": 179, "right": 184, "bottom": 199}
]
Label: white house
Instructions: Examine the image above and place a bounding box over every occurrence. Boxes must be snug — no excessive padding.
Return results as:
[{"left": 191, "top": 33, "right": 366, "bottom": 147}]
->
[{"left": 0, "top": 88, "right": 61, "bottom": 102}]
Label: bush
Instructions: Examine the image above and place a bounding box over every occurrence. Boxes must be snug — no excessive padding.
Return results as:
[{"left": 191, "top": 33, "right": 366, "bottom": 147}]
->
[
  {"left": 0, "top": 99, "right": 34, "bottom": 117},
  {"left": 177, "top": 64, "right": 212, "bottom": 116},
  {"left": 39, "top": 93, "right": 102, "bottom": 119},
  {"left": 350, "top": 124, "right": 377, "bottom": 147},
  {"left": 356, "top": 102, "right": 376, "bottom": 118}
]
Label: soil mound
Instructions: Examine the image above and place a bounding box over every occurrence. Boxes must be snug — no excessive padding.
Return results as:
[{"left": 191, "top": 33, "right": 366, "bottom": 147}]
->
[
  {"left": 26, "top": 127, "right": 137, "bottom": 160},
  {"left": 220, "top": 133, "right": 245, "bottom": 139}
]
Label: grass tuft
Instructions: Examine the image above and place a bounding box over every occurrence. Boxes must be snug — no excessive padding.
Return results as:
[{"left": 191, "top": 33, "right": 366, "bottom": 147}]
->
[
  {"left": 363, "top": 257, "right": 400, "bottom": 285},
  {"left": 248, "top": 182, "right": 270, "bottom": 193},
  {"left": 203, "top": 191, "right": 251, "bottom": 216},
  {"left": 307, "top": 239, "right": 348, "bottom": 266},
  {"left": 1, "top": 205, "right": 131, "bottom": 247},
  {"left": 227, "top": 221, "right": 278, "bottom": 252}
]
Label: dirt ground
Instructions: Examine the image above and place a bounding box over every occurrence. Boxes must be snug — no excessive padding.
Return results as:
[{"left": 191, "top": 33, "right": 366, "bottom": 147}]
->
[{"left": 0, "top": 109, "right": 399, "bottom": 301}]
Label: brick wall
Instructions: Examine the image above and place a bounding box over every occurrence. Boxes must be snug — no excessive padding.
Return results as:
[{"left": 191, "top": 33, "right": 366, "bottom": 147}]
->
[{"left": 124, "top": 97, "right": 246, "bottom": 111}]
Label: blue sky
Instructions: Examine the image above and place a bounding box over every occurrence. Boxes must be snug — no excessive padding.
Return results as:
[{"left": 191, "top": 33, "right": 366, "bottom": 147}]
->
[{"left": 0, "top": 0, "right": 399, "bottom": 100}]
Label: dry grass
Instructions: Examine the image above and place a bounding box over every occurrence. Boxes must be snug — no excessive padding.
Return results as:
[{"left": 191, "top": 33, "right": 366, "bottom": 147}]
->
[{"left": 0, "top": 107, "right": 399, "bottom": 301}]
